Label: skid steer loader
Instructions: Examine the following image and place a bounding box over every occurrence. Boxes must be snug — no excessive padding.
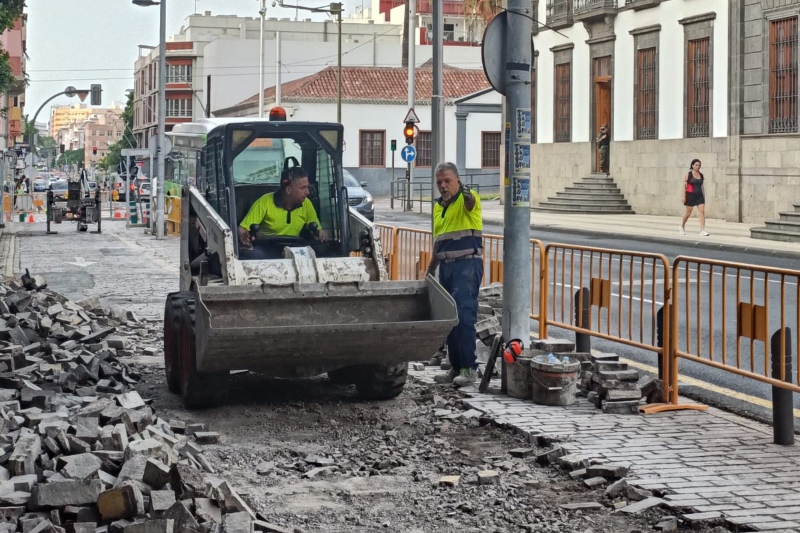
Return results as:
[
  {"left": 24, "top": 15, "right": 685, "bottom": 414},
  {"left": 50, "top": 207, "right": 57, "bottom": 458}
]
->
[{"left": 163, "top": 114, "right": 458, "bottom": 409}]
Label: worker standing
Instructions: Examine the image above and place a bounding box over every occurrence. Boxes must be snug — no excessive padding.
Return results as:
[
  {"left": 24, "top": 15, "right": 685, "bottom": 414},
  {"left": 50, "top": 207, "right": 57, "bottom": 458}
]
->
[{"left": 427, "top": 162, "right": 483, "bottom": 387}]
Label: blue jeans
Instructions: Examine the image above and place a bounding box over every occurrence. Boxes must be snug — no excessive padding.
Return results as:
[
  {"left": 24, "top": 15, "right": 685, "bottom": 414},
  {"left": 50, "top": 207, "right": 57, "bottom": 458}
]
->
[{"left": 439, "top": 257, "right": 483, "bottom": 371}]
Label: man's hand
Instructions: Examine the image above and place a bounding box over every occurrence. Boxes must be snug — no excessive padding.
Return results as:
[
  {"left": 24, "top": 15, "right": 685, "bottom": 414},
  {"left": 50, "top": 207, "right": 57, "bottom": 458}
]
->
[
  {"left": 426, "top": 258, "right": 439, "bottom": 277},
  {"left": 462, "top": 184, "right": 473, "bottom": 201},
  {"left": 315, "top": 229, "right": 328, "bottom": 242},
  {"left": 237, "top": 226, "right": 253, "bottom": 249}
]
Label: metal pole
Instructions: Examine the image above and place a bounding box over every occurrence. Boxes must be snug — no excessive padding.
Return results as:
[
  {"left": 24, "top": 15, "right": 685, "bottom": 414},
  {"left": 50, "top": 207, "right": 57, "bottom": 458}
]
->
[
  {"left": 431, "top": 0, "right": 444, "bottom": 183},
  {"left": 407, "top": 0, "right": 415, "bottom": 211},
  {"left": 337, "top": 5, "right": 342, "bottom": 123},
  {"left": 502, "top": 0, "right": 533, "bottom": 347},
  {"left": 0, "top": 92, "right": 7, "bottom": 228},
  {"left": 275, "top": 31, "right": 282, "bottom": 106},
  {"left": 258, "top": 0, "right": 266, "bottom": 118},
  {"left": 156, "top": 0, "right": 167, "bottom": 239}
]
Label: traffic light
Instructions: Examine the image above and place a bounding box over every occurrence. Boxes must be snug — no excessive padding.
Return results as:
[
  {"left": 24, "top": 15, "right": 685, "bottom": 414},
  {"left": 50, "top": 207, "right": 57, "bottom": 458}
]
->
[
  {"left": 404, "top": 122, "right": 415, "bottom": 144},
  {"left": 90, "top": 84, "right": 102, "bottom": 106},
  {"left": 92, "top": 147, "right": 97, "bottom": 156},
  {"left": 59, "top": 144, "right": 65, "bottom": 154},
  {"left": 390, "top": 139, "right": 397, "bottom": 151}
]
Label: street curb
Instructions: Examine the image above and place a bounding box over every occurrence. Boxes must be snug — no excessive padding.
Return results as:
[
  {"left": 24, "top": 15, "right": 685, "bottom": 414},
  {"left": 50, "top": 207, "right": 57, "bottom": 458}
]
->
[
  {"left": 484, "top": 218, "right": 800, "bottom": 260},
  {"left": 384, "top": 211, "right": 800, "bottom": 260}
]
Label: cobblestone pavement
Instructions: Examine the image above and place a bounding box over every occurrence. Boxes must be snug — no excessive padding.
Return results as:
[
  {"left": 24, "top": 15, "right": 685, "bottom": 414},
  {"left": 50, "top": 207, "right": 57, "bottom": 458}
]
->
[
  {"left": 412, "top": 368, "right": 800, "bottom": 533},
  {"left": 5, "top": 220, "right": 800, "bottom": 531},
  {"left": 2, "top": 219, "right": 178, "bottom": 318}
]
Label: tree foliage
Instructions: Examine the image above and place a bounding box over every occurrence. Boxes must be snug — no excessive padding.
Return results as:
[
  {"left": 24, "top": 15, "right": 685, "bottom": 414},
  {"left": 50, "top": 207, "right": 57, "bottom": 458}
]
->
[
  {"left": 0, "top": 0, "right": 25, "bottom": 95},
  {"left": 99, "top": 91, "right": 137, "bottom": 171},
  {"left": 56, "top": 148, "right": 84, "bottom": 166}
]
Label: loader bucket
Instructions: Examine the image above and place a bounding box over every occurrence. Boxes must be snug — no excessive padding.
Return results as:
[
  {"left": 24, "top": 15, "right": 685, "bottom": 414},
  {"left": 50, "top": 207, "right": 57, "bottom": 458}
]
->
[{"left": 191, "top": 277, "right": 458, "bottom": 378}]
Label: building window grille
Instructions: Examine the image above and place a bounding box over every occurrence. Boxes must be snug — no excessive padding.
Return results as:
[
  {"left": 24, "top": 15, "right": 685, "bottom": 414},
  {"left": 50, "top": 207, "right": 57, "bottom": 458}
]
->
[
  {"left": 359, "top": 130, "right": 385, "bottom": 167},
  {"left": 554, "top": 63, "right": 571, "bottom": 142},
  {"left": 481, "top": 132, "right": 501, "bottom": 168},
  {"left": 416, "top": 131, "right": 432, "bottom": 167},
  {"left": 636, "top": 47, "right": 657, "bottom": 140},
  {"left": 166, "top": 99, "right": 192, "bottom": 117},
  {"left": 167, "top": 64, "right": 192, "bottom": 84},
  {"left": 687, "top": 37, "right": 710, "bottom": 138},
  {"left": 769, "top": 17, "right": 798, "bottom": 134}
]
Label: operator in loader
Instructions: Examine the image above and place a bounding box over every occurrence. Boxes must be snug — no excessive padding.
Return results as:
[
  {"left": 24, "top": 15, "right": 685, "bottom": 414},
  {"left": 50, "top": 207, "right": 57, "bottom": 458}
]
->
[
  {"left": 426, "top": 162, "right": 483, "bottom": 388},
  {"left": 237, "top": 165, "right": 328, "bottom": 259}
]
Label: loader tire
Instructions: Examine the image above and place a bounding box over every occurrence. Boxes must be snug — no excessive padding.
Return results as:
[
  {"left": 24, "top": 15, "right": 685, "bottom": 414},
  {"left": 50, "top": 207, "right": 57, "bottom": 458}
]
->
[
  {"left": 163, "top": 293, "right": 191, "bottom": 394},
  {"left": 355, "top": 363, "right": 408, "bottom": 401},
  {"left": 327, "top": 366, "right": 360, "bottom": 385},
  {"left": 179, "top": 301, "right": 230, "bottom": 409}
]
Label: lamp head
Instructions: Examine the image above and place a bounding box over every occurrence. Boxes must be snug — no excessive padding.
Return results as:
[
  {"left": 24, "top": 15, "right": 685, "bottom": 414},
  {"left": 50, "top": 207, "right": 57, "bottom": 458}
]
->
[{"left": 132, "top": 0, "right": 160, "bottom": 6}]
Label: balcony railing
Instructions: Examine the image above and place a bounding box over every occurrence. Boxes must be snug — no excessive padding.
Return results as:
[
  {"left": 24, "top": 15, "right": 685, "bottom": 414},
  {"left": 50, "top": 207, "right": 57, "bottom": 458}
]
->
[
  {"left": 624, "top": 0, "right": 662, "bottom": 10},
  {"left": 574, "top": 0, "right": 616, "bottom": 14},
  {"left": 546, "top": 0, "right": 572, "bottom": 28},
  {"left": 573, "top": 0, "right": 617, "bottom": 21}
]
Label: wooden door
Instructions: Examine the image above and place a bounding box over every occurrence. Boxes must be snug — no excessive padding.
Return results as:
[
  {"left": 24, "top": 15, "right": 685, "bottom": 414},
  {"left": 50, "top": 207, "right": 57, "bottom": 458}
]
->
[{"left": 593, "top": 56, "right": 613, "bottom": 172}]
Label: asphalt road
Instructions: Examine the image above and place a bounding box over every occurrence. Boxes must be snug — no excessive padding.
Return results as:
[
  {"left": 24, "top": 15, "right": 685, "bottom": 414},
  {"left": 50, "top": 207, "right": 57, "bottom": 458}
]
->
[{"left": 376, "top": 208, "right": 800, "bottom": 427}]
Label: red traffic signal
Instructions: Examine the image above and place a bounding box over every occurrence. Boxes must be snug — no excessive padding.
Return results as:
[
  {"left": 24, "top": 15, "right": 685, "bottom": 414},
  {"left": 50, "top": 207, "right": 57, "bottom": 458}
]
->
[
  {"left": 404, "top": 122, "right": 415, "bottom": 144},
  {"left": 92, "top": 147, "right": 97, "bottom": 155}
]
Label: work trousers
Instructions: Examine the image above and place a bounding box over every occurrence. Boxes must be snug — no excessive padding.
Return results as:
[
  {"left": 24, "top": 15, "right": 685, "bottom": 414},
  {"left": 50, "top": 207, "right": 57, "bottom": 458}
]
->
[
  {"left": 599, "top": 145, "right": 609, "bottom": 172},
  {"left": 439, "top": 257, "right": 483, "bottom": 371}
]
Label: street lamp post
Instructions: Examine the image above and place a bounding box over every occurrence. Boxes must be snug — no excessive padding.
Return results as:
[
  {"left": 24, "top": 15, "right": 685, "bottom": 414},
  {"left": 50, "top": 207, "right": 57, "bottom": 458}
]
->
[
  {"left": 258, "top": 0, "right": 267, "bottom": 118},
  {"left": 133, "top": 0, "right": 167, "bottom": 240},
  {"left": 277, "top": 1, "right": 343, "bottom": 122}
]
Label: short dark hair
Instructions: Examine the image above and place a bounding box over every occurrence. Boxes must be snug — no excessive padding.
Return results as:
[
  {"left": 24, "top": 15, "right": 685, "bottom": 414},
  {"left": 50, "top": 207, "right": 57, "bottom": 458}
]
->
[{"left": 280, "top": 166, "right": 308, "bottom": 190}]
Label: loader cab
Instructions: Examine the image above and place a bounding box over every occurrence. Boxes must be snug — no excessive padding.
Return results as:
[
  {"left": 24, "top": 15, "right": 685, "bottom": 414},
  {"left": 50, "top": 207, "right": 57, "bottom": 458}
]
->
[{"left": 199, "top": 120, "right": 348, "bottom": 259}]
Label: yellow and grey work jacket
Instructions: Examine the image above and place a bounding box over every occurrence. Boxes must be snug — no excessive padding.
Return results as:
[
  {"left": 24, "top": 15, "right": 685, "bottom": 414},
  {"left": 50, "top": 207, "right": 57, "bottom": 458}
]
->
[{"left": 432, "top": 189, "right": 483, "bottom": 261}]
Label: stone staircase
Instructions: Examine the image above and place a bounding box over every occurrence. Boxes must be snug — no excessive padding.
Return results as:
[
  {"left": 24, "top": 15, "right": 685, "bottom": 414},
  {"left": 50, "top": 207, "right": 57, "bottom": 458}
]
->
[
  {"left": 533, "top": 173, "right": 634, "bottom": 214},
  {"left": 750, "top": 204, "right": 800, "bottom": 243}
]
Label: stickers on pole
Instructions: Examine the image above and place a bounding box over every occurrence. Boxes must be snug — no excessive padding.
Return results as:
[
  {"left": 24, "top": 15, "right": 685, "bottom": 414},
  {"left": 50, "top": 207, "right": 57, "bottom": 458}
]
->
[
  {"left": 503, "top": 122, "right": 511, "bottom": 187},
  {"left": 511, "top": 108, "right": 532, "bottom": 207},
  {"left": 516, "top": 108, "right": 531, "bottom": 141},
  {"left": 512, "top": 177, "right": 529, "bottom": 207}
]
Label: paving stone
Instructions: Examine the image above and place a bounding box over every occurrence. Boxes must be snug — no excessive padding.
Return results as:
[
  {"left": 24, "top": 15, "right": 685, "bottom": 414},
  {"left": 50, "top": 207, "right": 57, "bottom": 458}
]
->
[
  {"left": 533, "top": 339, "right": 575, "bottom": 353},
  {"left": 560, "top": 502, "right": 603, "bottom": 511},
  {"left": 508, "top": 448, "right": 535, "bottom": 458},
  {"left": 148, "top": 491, "right": 176, "bottom": 514},
  {"left": 619, "top": 497, "right": 664, "bottom": 514},
  {"left": 97, "top": 485, "right": 145, "bottom": 521},
  {"left": 123, "top": 520, "right": 174, "bottom": 533},
  {"left": 194, "top": 498, "right": 222, "bottom": 524},
  {"left": 586, "top": 463, "right": 630, "bottom": 479},
  {"left": 222, "top": 512, "right": 252, "bottom": 533},
  {"left": 9, "top": 434, "right": 41, "bottom": 476},
  {"left": 584, "top": 476, "right": 607, "bottom": 488},
  {"left": 60, "top": 453, "right": 102, "bottom": 480},
  {"left": 477, "top": 470, "right": 499, "bottom": 485},
  {"left": 30, "top": 480, "right": 105, "bottom": 508},
  {"left": 439, "top": 476, "right": 460, "bottom": 487},
  {"left": 162, "top": 501, "right": 199, "bottom": 533},
  {"left": 142, "top": 459, "right": 171, "bottom": 489}
]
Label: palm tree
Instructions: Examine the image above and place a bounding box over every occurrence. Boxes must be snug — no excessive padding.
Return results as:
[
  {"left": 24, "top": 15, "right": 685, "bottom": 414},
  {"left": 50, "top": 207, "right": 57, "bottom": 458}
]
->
[{"left": 463, "top": 0, "right": 499, "bottom": 42}]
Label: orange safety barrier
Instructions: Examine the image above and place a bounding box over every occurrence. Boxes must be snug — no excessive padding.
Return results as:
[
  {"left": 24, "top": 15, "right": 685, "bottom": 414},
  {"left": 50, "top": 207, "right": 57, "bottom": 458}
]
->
[
  {"left": 394, "top": 227, "right": 435, "bottom": 280},
  {"left": 542, "top": 244, "right": 672, "bottom": 402},
  {"left": 670, "top": 256, "right": 800, "bottom": 403},
  {"left": 374, "top": 224, "right": 398, "bottom": 279},
  {"left": 165, "top": 196, "right": 182, "bottom": 236}
]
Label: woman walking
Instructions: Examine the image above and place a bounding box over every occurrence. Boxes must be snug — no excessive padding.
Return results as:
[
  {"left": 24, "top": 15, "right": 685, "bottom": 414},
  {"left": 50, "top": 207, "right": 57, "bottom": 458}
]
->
[{"left": 680, "top": 159, "right": 709, "bottom": 236}]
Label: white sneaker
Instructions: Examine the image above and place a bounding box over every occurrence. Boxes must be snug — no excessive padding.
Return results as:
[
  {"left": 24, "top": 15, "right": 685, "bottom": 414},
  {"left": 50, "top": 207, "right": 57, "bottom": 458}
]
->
[
  {"left": 699, "top": 230, "right": 710, "bottom": 236},
  {"left": 679, "top": 226, "right": 686, "bottom": 235}
]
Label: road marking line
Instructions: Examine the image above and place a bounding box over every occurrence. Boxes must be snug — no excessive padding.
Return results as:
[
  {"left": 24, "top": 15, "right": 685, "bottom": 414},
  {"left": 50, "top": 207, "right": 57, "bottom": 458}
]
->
[{"left": 618, "top": 356, "right": 800, "bottom": 418}]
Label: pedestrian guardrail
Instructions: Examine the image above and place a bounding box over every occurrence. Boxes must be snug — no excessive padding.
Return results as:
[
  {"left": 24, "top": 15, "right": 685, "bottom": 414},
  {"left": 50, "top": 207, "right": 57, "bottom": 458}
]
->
[{"left": 670, "top": 256, "right": 800, "bottom": 401}]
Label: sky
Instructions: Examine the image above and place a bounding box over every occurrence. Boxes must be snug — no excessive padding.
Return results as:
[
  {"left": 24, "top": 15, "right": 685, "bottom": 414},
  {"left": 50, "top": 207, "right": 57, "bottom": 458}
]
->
[{"left": 25, "top": 0, "right": 354, "bottom": 127}]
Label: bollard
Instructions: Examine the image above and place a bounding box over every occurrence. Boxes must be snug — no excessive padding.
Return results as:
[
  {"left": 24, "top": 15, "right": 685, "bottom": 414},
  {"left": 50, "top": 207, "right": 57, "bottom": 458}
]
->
[
  {"left": 574, "top": 288, "right": 591, "bottom": 353},
  {"left": 770, "top": 328, "right": 794, "bottom": 446}
]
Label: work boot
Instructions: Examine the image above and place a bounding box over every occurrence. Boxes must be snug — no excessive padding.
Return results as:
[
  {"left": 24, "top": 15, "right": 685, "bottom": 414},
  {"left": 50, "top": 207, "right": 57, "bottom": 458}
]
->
[
  {"left": 452, "top": 368, "right": 478, "bottom": 388},
  {"left": 434, "top": 368, "right": 459, "bottom": 384}
]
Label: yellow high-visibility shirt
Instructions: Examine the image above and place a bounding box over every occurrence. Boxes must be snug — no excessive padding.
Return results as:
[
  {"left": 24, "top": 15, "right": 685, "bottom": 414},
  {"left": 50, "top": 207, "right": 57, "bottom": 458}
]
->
[
  {"left": 239, "top": 192, "right": 320, "bottom": 236},
  {"left": 432, "top": 190, "right": 483, "bottom": 260}
]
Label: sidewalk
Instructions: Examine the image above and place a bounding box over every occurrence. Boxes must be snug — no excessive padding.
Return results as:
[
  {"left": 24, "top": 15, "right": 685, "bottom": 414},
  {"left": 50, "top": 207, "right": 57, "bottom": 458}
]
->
[
  {"left": 375, "top": 197, "right": 800, "bottom": 259},
  {"left": 412, "top": 367, "right": 800, "bottom": 532}
]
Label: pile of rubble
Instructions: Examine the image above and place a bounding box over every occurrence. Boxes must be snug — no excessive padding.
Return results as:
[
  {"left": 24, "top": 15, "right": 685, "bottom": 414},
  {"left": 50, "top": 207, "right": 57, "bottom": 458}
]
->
[
  {"left": 576, "top": 353, "right": 663, "bottom": 415},
  {"left": 0, "top": 272, "right": 272, "bottom": 533}
]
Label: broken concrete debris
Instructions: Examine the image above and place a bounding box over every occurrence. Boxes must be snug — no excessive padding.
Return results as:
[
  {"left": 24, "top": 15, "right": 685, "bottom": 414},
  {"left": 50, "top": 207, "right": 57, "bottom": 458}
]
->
[{"left": 0, "top": 274, "right": 249, "bottom": 533}]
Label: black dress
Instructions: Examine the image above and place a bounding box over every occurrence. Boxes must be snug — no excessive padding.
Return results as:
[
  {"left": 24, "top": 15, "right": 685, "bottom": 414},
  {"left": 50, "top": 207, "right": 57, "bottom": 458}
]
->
[{"left": 684, "top": 171, "right": 705, "bottom": 207}]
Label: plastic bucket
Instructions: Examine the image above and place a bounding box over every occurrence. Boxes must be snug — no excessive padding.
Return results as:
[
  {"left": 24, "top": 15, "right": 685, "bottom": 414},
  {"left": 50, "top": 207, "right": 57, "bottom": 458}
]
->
[
  {"left": 530, "top": 357, "right": 581, "bottom": 406},
  {"left": 506, "top": 355, "right": 533, "bottom": 399}
]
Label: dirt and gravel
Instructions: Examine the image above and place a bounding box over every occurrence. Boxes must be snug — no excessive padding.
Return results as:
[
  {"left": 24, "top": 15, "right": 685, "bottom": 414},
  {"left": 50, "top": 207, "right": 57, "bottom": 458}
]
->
[{"left": 133, "top": 360, "right": 731, "bottom": 533}]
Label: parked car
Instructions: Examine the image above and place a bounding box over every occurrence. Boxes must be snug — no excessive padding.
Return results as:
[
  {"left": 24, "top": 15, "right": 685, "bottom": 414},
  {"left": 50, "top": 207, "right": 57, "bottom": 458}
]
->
[
  {"left": 50, "top": 180, "right": 68, "bottom": 198},
  {"left": 33, "top": 178, "right": 48, "bottom": 192},
  {"left": 343, "top": 170, "right": 374, "bottom": 221}
]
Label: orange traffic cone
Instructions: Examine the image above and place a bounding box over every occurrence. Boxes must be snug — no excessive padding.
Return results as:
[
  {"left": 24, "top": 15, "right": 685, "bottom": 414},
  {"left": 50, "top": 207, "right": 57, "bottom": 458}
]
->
[
  {"left": 114, "top": 207, "right": 121, "bottom": 218},
  {"left": 27, "top": 213, "right": 34, "bottom": 224}
]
